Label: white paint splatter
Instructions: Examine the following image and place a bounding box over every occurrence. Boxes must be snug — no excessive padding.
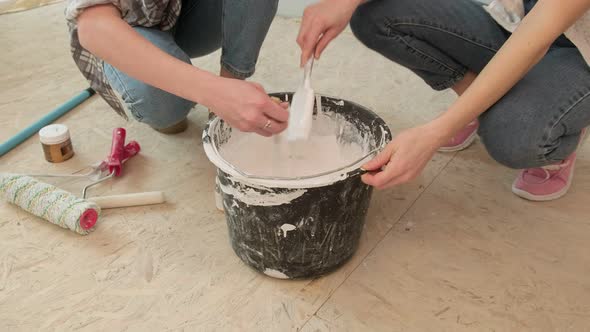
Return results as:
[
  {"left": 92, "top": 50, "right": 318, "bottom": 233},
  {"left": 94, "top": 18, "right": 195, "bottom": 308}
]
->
[
  {"left": 263, "top": 268, "right": 289, "bottom": 279},
  {"left": 280, "top": 224, "right": 297, "bottom": 238},
  {"left": 297, "top": 218, "right": 305, "bottom": 228}
]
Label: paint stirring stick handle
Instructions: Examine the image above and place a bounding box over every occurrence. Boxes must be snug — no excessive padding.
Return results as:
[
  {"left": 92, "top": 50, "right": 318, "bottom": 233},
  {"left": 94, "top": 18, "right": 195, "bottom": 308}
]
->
[{"left": 303, "top": 57, "right": 314, "bottom": 89}]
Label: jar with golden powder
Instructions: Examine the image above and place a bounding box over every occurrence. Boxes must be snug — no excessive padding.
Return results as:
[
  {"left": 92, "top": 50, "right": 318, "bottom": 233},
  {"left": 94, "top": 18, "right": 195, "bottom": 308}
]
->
[{"left": 39, "top": 124, "right": 75, "bottom": 163}]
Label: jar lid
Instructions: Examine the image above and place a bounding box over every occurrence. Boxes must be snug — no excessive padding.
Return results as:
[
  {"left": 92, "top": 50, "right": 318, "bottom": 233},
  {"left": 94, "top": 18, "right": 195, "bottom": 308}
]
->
[{"left": 39, "top": 124, "right": 71, "bottom": 145}]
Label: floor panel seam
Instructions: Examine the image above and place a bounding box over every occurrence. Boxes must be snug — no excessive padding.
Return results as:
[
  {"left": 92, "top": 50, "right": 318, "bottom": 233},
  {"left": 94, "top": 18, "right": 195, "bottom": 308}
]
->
[{"left": 298, "top": 152, "right": 457, "bottom": 330}]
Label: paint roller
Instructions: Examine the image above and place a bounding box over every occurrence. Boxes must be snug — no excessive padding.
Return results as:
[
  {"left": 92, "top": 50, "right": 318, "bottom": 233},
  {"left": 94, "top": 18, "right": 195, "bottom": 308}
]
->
[
  {"left": 0, "top": 173, "right": 99, "bottom": 235},
  {"left": 0, "top": 174, "right": 166, "bottom": 235}
]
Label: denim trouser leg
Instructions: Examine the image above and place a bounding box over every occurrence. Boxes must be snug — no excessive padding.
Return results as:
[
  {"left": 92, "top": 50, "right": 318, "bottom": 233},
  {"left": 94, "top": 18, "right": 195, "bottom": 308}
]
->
[
  {"left": 103, "top": 0, "right": 278, "bottom": 129},
  {"left": 221, "top": 0, "right": 278, "bottom": 78},
  {"left": 478, "top": 48, "right": 590, "bottom": 168},
  {"left": 175, "top": 0, "right": 278, "bottom": 78},
  {"left": 351, "top": 0, "right": 508, "bottom": 90},
  {"left": 104, "top": 28, "right": 195, "bottom": 130},
  {"left": 350, "top": 0, "right": 590, "bottom": 169}
]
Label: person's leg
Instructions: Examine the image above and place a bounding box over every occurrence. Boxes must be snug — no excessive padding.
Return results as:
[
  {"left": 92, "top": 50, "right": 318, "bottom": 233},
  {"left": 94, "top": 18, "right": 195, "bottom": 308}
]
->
[
  {"left": 174, "top": 0, "right": 278, "bottom": 80},
  {"left": 349, "top": 0, "right": 508, "bottom": 150},
  {"left": 173, "top": 0, "right": 222, "bottom": 58},
  {"left": 220, "top": 0, "right": 278, "bottom": 79},
  {"left": 350, "top": 0, "right": 507, "bottom": 92},
  {"left": 104, "top": 27, "right": 194, "bottom": 133},
  {"left": 478, "top": 47, "right": 590, "bottom": 200}
]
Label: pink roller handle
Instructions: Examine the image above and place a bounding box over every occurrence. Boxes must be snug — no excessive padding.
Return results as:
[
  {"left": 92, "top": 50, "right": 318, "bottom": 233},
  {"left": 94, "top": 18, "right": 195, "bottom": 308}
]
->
[
  {"left": 107, "top": 128, "right": 126, "bottom": 176},
  {"left": 122, "top": 141, "right": 141, "bottom": 162}
]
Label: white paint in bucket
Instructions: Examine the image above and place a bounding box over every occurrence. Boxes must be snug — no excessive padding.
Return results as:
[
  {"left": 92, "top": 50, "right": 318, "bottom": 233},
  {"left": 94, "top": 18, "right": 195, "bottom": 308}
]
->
[
  {"left": 218, "top": 111, "right": 369, "bottom": 178},
  {"left": 220, "top": 133, "right": 363, "bottom": 178}
]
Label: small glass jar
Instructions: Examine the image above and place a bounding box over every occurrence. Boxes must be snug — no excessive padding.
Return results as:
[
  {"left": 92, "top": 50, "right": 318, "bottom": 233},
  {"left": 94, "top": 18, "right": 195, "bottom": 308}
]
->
[{"left": 39, "top": 124, "right": 75, "bottom": 163}]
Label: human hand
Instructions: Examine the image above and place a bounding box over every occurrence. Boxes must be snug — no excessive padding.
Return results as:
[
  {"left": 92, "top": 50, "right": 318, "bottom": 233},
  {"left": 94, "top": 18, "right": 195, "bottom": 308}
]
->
[
  {"left": 297, "top": 0, "right": 362, "bottom": 66},
  {"left": 361, "top": 123, "right": 449, "bottom": 189},
  {"left": 208, "top": 78, "right": 289, "bottom": 137}
]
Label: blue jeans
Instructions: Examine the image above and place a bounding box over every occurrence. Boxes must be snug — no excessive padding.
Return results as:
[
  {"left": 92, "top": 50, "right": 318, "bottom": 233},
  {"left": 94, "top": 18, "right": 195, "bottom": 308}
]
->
[
  {"left": 350, "top": 0, "right": 590, "bottom": 169},
  {"left": 104, "top": 0, "right": 278, "bottom": 129}
]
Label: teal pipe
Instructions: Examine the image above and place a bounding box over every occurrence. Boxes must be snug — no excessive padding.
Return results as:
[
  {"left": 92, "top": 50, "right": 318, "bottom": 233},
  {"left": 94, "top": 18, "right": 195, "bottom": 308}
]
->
[{"left": 0, "top": 88, "right": 95, "bottom": 157}]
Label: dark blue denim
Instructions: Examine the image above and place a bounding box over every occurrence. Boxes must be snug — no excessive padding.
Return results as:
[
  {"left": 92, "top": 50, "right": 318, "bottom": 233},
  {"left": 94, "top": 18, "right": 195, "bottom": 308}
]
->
[{"left": 350, "top": 0, "right": 590, "bottom": 169}]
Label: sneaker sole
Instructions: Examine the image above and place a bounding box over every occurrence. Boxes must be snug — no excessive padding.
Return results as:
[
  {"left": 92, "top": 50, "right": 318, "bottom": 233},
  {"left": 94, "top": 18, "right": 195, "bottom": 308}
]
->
[
  {"left": 437, "top": 131, "right": 478, "bottom": 152},
  {"left": 511, "top": 159, "right": 576, "bottom": 202}
]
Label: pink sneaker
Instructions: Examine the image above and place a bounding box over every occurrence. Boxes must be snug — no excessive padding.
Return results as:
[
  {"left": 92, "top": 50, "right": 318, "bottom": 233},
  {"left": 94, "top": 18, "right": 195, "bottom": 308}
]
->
[
  {"left": 438, "top": 120, "right": 479, "bottom": 152},
  {"left": 512, "top": 153, "right": 577, "bottom": 201},
  {"left": 512, "top": 128, "right": 587, "bottom": 201}
]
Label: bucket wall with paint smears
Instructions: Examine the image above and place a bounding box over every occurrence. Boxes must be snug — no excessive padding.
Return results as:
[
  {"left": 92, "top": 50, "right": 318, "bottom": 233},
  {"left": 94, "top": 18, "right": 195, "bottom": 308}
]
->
[{"left": 203, "top": 93, "right": 391, "bottom": 279}]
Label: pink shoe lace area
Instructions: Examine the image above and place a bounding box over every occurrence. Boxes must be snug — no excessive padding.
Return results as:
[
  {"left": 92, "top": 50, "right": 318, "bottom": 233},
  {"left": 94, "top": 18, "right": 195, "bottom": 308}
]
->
[{"left": 520, "top": 159, "right": 571, "bottom": 185}]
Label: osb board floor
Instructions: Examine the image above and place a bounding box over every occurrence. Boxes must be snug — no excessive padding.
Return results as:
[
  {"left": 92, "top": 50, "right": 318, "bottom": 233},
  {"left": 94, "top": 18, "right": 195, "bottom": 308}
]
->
[{"left": 1, "top": 4, "right": 589, "bottom": 332}]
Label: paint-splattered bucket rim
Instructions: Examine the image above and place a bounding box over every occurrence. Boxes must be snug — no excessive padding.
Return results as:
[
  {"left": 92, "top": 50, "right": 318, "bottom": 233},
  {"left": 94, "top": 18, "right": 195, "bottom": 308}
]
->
[{"left": 202, "top": 93, "right": 391, "bottom": 189}]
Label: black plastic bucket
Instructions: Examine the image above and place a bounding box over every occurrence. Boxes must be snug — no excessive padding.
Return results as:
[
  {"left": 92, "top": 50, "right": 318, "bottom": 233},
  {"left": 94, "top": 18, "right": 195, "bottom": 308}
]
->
[{"left": 203, "top": 93, "right": 391, "bottom": 279}]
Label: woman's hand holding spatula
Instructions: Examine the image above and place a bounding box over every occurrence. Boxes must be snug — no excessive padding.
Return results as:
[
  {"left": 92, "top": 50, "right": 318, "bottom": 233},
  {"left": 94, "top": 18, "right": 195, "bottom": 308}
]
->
[{"left": 204, "top": 79, "right": 290, "bottom": 137}]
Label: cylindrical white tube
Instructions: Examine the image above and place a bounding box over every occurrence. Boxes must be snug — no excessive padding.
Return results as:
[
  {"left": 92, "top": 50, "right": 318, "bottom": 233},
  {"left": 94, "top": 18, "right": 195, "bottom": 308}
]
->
[{"left": 89, "top": 191, "right": 165, "bottom": 209}]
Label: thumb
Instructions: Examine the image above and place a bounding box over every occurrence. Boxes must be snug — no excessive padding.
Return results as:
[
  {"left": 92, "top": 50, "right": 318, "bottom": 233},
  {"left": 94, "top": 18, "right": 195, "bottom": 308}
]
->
[{"left": 362, "top": 143, "right": 395, "bottom": 171}]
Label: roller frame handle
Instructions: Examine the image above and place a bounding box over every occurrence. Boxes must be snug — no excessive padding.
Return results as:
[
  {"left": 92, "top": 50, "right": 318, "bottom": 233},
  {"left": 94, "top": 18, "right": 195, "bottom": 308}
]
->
[
  {"left": 88, "top": 191, "right": 165, "bottom": 209},
  {"left": 107, "top": 128, "right": 126, "bottom": 176},
  {"left": 122, "top": 141, "right": 141, "bottom": 161}
]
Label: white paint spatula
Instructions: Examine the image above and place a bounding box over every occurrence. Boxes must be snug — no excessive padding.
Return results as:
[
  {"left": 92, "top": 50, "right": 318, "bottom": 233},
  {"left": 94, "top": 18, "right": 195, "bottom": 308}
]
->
[{"left": 287, "top": 58, "right": 315, "bottom": 141}]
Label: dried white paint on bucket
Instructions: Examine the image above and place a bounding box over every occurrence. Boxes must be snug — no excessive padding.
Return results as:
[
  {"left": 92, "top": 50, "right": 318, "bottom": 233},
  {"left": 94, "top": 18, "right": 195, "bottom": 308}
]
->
[
  {"left": 263, "top": 268, "right": 289, "bottom": 279},
  {"left": 218, "top": 180, "right": 307, "bottom": 207},
  {"left": 279, "top": 223, "right": 297, "bottom": 237}
]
